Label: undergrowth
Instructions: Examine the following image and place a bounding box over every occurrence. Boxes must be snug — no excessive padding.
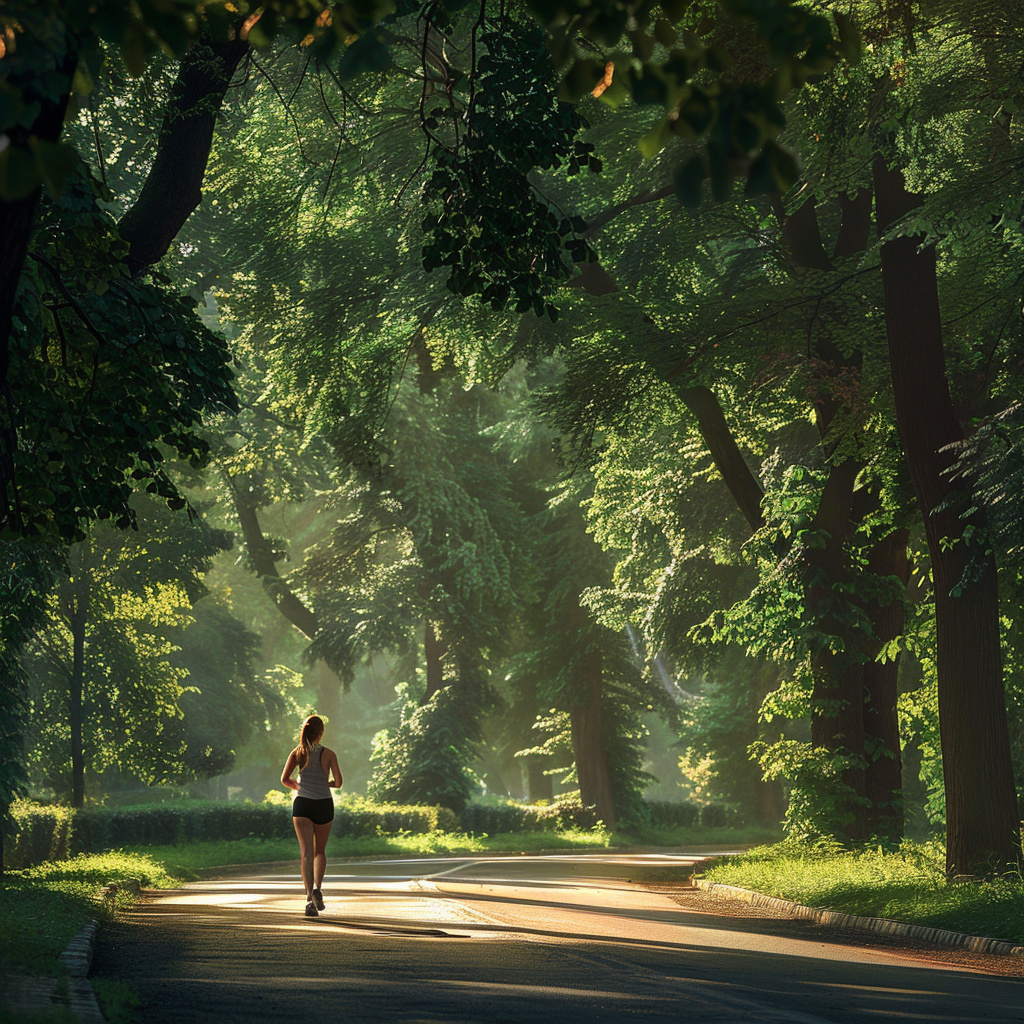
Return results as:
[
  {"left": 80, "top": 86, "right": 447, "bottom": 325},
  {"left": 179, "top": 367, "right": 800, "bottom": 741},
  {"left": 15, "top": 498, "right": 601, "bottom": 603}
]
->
[{"left": 90, "top": 979, "right": 141, "bottom": 1024}]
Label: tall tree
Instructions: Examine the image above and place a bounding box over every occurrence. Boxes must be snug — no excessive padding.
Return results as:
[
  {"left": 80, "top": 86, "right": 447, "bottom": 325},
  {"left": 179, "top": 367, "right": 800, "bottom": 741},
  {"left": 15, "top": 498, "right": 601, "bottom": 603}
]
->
[
  {"left": 874, "top": 155, "right": 1019, "bottom": 872},
  {"left": 24, "top": 497, "right": 231, "bottom": 805}
]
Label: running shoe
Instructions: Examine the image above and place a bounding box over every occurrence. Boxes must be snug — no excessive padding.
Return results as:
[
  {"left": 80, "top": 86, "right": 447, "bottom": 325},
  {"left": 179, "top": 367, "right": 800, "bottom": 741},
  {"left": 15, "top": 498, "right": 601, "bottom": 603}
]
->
[
  {"left": 312, "top": 888, "right": 325, "bottom": 911},
  {"left": 304, "top": 899, "right": 318, "bottom": 918}
]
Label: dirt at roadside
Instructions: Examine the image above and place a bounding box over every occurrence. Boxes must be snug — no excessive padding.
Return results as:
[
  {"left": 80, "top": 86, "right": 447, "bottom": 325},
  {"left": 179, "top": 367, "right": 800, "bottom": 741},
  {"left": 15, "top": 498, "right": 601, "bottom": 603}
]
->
[{"left": 642, "top": 882, "right": 1024, "bottom": 979}]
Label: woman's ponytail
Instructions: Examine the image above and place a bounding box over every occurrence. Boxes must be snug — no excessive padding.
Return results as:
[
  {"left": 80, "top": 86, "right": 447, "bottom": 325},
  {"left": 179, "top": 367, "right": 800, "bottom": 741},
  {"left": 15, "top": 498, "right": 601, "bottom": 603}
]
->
[{"left": 296, "top": 714, "right": 325, "bottom": 771}]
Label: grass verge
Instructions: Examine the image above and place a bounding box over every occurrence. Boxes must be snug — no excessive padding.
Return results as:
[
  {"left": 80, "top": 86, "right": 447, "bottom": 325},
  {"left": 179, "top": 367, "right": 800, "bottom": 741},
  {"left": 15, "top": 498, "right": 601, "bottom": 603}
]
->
[
  {"left": 90, "top": 979, "right": 141, "bottom": 1024},
  {"left": 702, "top": 839, "right": 1024, "bottom": 946},
  {"left": 138, "top": 824, "right": 777, "bottom": 878},
  {"left": 1, "top": 851, "right": 173, "bottom": 978},
  {"left": 139, "top": 828, "right": 614, "bottom": 877}
]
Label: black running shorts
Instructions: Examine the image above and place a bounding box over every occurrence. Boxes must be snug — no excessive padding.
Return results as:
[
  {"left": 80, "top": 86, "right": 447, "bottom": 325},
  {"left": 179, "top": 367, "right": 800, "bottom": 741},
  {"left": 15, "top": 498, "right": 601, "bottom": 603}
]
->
[{"left": 292, "top": 796, "right": 335, "bottom": 825}]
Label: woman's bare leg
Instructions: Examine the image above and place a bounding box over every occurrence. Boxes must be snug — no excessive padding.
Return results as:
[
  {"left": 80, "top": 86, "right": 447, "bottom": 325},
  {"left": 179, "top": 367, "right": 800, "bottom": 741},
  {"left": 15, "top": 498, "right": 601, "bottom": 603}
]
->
[
  {"left": 312, "top": 820, "right": 332, "bottom": 891},
  {"left": 293, "top": 817, "right": 315, "bottom": 897}
]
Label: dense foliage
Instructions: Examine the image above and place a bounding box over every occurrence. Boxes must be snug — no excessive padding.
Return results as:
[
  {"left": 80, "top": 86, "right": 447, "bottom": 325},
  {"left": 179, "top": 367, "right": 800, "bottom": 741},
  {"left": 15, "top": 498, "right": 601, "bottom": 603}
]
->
[{"left": 4, "top": 0, "right": 1024, "bottom": 880}]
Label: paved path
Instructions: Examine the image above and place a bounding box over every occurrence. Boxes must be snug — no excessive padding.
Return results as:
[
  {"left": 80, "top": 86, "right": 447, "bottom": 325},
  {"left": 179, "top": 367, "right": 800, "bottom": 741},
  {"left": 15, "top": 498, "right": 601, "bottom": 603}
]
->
[{"left": 91, "top": 853, "right": 1024, "bottom": 1022}]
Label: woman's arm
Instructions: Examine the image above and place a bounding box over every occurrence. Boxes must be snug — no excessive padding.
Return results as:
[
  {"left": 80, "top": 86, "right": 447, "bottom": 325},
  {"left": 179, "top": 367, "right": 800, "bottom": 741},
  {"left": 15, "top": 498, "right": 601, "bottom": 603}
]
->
[
  {"left": 280, "top": 750, "right": 299, "bottom": 791},
  {"left": 325, "top": 748, "right": 344, "bottom": 789}
]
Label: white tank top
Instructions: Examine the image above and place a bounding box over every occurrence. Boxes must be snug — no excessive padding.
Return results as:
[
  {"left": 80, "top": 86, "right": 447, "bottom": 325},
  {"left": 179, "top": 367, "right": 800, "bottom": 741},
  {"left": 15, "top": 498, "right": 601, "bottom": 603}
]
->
[{"left": 296, "top": 743, "right": 332, "bottom": 800}]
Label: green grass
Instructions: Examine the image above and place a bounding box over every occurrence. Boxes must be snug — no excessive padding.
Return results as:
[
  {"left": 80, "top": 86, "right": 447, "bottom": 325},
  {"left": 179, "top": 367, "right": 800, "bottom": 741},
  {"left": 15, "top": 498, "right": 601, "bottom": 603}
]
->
[
  {"left": 615, "top": 825, "right": 782, "bottom": 849},
  {"left": 136, "top": 827, "right": 617, "bottom": 877},
  {"left": 135, "top": 823, "right": 776, "bottom": 878},
  {"left": 702, "top": 839, "right": 1024, "bottom": 946},
  {"left": 90, "top": 979, "right": 141, "bottom": 1024}
]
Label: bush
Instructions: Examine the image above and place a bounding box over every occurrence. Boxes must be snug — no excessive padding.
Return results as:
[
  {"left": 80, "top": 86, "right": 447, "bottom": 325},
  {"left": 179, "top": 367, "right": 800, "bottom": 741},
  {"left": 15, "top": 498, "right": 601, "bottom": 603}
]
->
[
  {"left": 458, "top": 798, "right": 734, "bottom": 835},
  {"left": 645, "top": 801, "right": 700, "bottom": 830},
  {"left": 459, "top": 798, "right": 600, "bottom": 834},
  {"left": 332, "top": 795, "right": 459, "bottom": 835},
  {"left": 4, "top": 795, "right": 734, "bottom": 869},
  {"left": 368, "top": 687, "right": 477, "bottom": 813},
  {"left": 6, "top": 800, "right": 75, "bottom": 869},
  {"left": 70, "top": 803, "right": 290, "bottom": 852}
]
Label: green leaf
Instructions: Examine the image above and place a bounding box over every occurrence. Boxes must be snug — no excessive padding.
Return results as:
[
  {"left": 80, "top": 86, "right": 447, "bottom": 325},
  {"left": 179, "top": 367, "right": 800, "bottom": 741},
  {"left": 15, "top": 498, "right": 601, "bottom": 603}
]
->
[{"left": 638, "top": 120, "right": 673, "bottom": 159}]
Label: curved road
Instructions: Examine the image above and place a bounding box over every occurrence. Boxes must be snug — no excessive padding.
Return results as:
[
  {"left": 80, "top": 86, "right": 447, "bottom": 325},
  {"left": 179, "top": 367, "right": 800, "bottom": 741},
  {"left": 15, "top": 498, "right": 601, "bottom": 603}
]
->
[{"left": 92, "top": 853, "right": 1024, "bottom": 1022}]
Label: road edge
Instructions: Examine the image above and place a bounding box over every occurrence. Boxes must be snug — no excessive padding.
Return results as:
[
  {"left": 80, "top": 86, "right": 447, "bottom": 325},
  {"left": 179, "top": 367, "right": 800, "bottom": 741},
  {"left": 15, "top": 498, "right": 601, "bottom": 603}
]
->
[{"left": 692, "top": 878, "right": 1024, "bottom": 957}]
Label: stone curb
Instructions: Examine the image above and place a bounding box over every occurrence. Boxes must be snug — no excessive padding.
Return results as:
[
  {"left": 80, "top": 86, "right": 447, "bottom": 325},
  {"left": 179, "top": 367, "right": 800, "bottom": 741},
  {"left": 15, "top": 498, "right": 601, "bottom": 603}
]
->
[
  {"left": 65, "top": 978, "right": 107, "bottom": 1024},
  {"left": 58, "top": 918, "right": 99, "bottom": 977},
  {"left": 53, "top": 878, "right": 143, "bottom": 1022},
  {"left": 693, "top": 878, "right": 1024, "bottom": 957}
]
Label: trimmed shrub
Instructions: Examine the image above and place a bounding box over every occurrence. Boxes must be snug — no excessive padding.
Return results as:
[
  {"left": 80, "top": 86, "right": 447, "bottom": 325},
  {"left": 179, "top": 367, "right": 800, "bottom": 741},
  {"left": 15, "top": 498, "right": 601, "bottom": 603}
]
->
[
  {"left": 458, "top": 798, "right": 736, "bottom": 835},
  {"left": 458, "top": 799, "right": 600, "bottom": 835},
  {"left": 332, "top": 798, "right": 459, "bottom": 836},
  {"left": 696, "top": 803, "right": 737, "bottom": 828},
  {"left": 69, "top": 804, "right": 288, "bottom": 853},
  {"left": 7, "top": 800, "right": 75, "bottom": 869},
  {"left": 645, "top": 801, "right": 700, "bottom": 830}
]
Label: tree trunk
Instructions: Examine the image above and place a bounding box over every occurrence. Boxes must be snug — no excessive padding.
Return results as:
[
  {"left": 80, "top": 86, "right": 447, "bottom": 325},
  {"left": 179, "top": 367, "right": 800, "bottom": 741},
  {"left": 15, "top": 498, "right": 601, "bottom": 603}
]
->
[
  {"left": 834, "top": 188, "right": 873, "bottom": 259},
  {"left": 805, "top": 458, "right": 868, "bottom": 840},
  {"left": 118, "top": 35, "right": 250, "bottom": 274},
  {"left": 312, "top": 661, "right": 342, "bottom": 726},
  {"left": 570, "top": 650, "right": 616, "bottom": 827},
  {"left": 861, "top": 527, "right": 908, "bottom": 843},
  {"left": 69, "top": 590, "right": 87, "bottom": 809},
  {"left": 421, "top": 620, "right": 446, "bottom": 705},
  {"left": 874, "top": 154, "right": 1021, "bottom": 874}
]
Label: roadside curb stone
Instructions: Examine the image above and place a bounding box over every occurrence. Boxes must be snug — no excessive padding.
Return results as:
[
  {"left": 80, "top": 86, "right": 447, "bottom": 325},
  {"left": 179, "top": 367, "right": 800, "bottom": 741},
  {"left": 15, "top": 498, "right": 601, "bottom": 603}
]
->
[
  {"left": 59, "top": 918, "right": 99, "bottom": 977},
  {"left": 693, "top": 878, "right": 1024, "bottom": 957}
]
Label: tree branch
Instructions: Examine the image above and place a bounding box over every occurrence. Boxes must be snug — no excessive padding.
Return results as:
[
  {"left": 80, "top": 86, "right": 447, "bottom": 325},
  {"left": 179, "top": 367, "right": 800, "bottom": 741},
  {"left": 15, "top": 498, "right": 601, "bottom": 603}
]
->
[
  {"left": 118, "top": 33, "right": 250, "bottom": 276},
  {"left": 229, "top": 475, "right": 319, "bottom": 640},
  {"left": 678, "top": 385, "right": 766, "bottom": 534},
  {"left": 583, "top": 185, "right": 674, "bottom": 238}
]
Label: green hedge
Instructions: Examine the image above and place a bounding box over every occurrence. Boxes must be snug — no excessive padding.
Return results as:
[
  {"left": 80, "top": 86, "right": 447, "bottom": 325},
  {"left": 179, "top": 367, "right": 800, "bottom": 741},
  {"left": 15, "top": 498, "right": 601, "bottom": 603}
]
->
[
  {"left": 71, "top": 804, "right": 288, "bottom": 852},
  {"left": 645, "top": 800, "right": 700, "bottom": 829},
  {"left": 6, "top": 796, "right": 729, "bottom": 869},
  {"left": 459, "top": 799, "right": 600, "bottom": 834},
  {"left": 4, "top": 798, "right": 458, "bottom": 869},
  {"left": 458, "top": 799, "right": 734, "bottom": 835},
  {"left": 7, "top": 801, "right": 75, "bottom": 868}
]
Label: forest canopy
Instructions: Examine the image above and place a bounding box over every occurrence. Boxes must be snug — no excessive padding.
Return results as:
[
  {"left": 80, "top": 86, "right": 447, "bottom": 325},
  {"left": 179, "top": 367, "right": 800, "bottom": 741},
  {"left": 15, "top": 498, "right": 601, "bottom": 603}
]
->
[{"left": 3, "top": 0, "right": 1024, "bottom": 879}]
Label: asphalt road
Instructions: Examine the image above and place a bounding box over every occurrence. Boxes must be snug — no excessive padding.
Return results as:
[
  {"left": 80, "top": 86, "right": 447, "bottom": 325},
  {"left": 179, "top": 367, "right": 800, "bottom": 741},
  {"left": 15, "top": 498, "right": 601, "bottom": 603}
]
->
[{"left": 91, "top": 853, "right": 1024, "bottom": 1023}]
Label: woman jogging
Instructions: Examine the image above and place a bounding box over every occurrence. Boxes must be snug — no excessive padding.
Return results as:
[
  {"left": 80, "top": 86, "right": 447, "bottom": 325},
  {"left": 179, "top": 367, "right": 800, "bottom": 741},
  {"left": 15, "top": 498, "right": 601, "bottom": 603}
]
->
[{"left": 280, "top": 714, "right": 343, "bottom": 917}]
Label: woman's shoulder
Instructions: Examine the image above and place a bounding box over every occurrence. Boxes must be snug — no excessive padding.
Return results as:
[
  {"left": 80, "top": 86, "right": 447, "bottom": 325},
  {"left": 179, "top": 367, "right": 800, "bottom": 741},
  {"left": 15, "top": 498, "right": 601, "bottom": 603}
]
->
[{"left": 320, "top": 745, "right": 337, "bottom": 759}]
